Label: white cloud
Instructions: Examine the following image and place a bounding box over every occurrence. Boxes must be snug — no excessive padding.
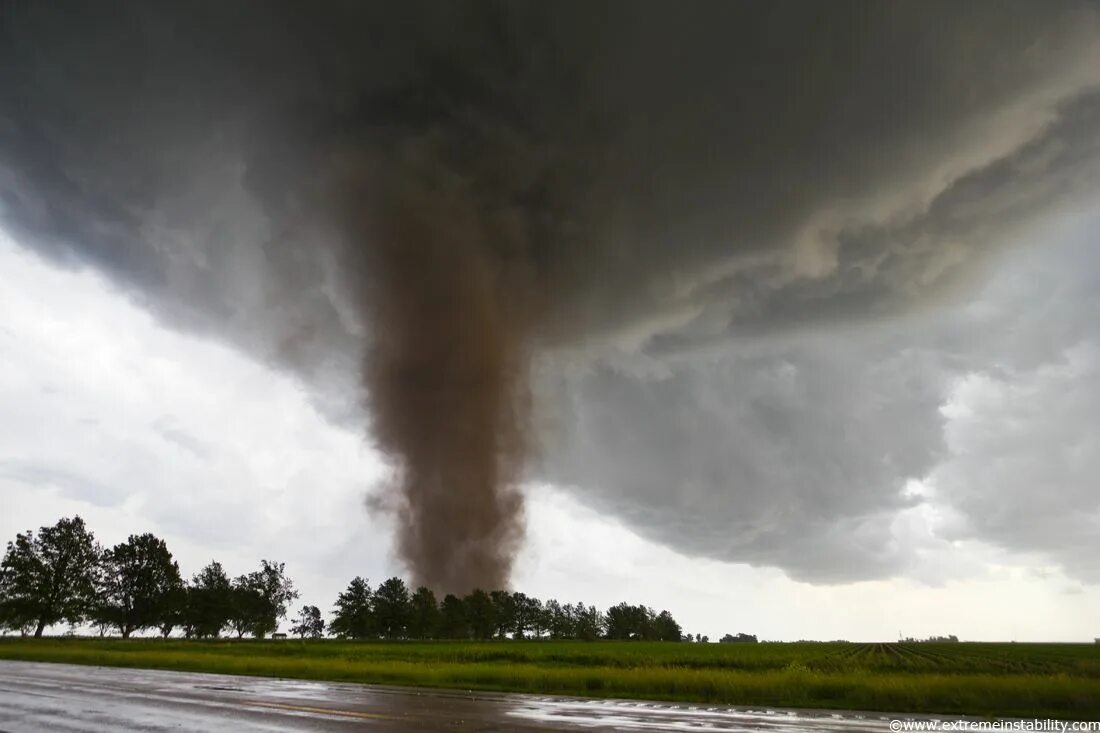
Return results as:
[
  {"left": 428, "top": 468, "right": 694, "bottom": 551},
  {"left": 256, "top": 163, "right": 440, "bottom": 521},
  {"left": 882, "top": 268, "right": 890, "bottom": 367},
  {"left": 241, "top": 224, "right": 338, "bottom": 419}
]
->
[{"left": 0, "top": 233, "right": 392, "bottom": 623}]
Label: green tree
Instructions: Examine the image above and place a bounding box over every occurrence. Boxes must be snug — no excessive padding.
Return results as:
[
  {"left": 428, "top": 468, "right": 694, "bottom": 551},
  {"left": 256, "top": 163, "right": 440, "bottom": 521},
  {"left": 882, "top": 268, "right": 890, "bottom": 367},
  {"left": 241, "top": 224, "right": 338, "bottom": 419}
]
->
[
  {"left": 489, "top": 590, "right": 514, "bottom": 639},
  {"left": 653, "top": 610, "right": 682, "bottom": 641},
  {"left": 574, "top": 603, "right": 605, "bottom": 641},
  {"left": 0, "top": 516, "right": 99, "bottom": 637},
  {"left": 407, "top": 586, "right": 440, "bottom": 639},
  {"left": 528, "top": 597, "right": 549, "bottom": 639},
  {"left": 184, "top": 561, "right": 233, "bottom": 639},
  {"left": 228, "top": 578, "right": 264, "bottom": 639},
  {"left": 245, "top": 560, "right": 298, "bottom": 638},
  {"left": 94, "top": 533, "right": 184, "bottom": 638},
  {"left": 290, "top": 604, "right": 324, "bottom": 638},
  {"left": 464, "top": 589, "right": 495, "bottom": 640},
  {"left": 605, "top": 603, "right": 640, "bottom": 640},
  {"left": 544, "top": 599, "right": 567, "bottom": 639},
  {"left": 372, "top": 577, "right": 410, "bottom": 639},
  {"left": 329, "top": 577, "right": 374, "bottom": 639},
  {"left": 438, "top": 593, "right": 468, "bottom": 639},
  {"left": 563, "top": 602, "right": 584, "bottom": 639},
  {"left": 607, "top": 603, "right": 660, "bottom": 640},
  {"left": 511, "top": 593, "right": 541, "bottom": 639},
  {"left": 158, "top": 581, "right": 187, "bottom": 638},
  {"left": 229, "top": 560, "right": 297, "bottom": 638}
]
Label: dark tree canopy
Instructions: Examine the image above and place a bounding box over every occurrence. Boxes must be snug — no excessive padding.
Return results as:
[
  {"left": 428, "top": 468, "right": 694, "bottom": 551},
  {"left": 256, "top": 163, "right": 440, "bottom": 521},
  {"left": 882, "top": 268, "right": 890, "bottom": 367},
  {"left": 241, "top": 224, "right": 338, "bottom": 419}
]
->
[
  {"left": 373, "top": 577, "right": 410, "bottom": 640},
  {"left": 0, "top": 516, "right": 99, "bottom": 637},
  {"left": 606, "top": 603, "right": 678, "bottom": 641},
  {"left": 1, "top": 517, "right": 690, "bottom": 644},
  {"left": 489, "top": 590, "right": 514, "bottom": 639},
  {"left": 329, "top": 577, "right": 374, "bottom": 640},
  {"left": 290, "top": 605, "right": 325, "bottom": 639},
  {"left": 464, "top": 589, "right": 496, "bottom": 641},
  {"left": 184, "top": 561, "right": 233, "bottom": 639},
  {"left": 231, "top": 560, "right": 298, "bottom": 639},
  {"left": 654, "top": 610, "right": 683, "bottom": 642},
  {"left": 94, "top": 533, "right": 184, "bottom": 638},
  {"left": 407, "top": 586, "right": 440, "bottom": 639},
  {"left": 438, "top": 593, "right": 469, "bottom": 640}
]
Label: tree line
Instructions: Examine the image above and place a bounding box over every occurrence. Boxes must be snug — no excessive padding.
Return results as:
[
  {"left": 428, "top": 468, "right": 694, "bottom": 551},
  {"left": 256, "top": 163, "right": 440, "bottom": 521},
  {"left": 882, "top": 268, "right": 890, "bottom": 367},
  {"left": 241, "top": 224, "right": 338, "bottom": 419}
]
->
[
  {"left": 324, "top": 576, "right": 682, "bottom": 641},
  {"left": 0, "top": 516, "right": 297, "bottom": 639},
  {"left": 0, "top": 516, "right": 684, "bottom": 642}
]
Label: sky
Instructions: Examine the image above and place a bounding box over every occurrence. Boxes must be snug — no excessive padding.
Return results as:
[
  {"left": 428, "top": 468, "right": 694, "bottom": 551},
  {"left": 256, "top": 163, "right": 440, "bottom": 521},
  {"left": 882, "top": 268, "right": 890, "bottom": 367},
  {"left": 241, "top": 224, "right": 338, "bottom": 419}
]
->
[
  {"left": 1, "top": 2, "right": 1099, "bottom": 640},
  {"left": 2, "top": 224, "right": 1097, "bottom": 642}
]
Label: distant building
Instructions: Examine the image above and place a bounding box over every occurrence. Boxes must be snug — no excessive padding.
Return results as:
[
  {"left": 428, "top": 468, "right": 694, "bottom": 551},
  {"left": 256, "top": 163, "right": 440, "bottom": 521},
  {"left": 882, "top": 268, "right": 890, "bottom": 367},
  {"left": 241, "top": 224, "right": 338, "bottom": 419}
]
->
[{"left": 272, "top": 633, "right": 287, "bottom": 640}]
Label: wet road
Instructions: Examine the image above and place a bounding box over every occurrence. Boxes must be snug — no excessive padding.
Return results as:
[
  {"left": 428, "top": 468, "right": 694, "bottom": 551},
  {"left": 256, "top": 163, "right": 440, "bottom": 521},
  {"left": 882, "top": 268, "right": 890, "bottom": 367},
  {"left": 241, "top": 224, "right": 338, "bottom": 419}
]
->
[{"left": 0, "top": 660, "right": 899, "bottom": 731}]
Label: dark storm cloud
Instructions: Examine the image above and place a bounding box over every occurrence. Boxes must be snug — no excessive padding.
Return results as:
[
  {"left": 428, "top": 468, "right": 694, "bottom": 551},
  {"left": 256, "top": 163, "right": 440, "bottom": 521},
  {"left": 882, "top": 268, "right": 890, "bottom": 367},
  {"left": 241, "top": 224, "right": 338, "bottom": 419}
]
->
[
  {"left": 1, "top": 1, "right": 1098, "bottom": 585},
  {"left": 534, "top": 327, "right": 953, "bottom": 582},
  {"left": 536, "top": 223, "right": 1100, "bottom": 583},
  {"left": 928, "top": 231, "right": 1100, "bottom": 583}
]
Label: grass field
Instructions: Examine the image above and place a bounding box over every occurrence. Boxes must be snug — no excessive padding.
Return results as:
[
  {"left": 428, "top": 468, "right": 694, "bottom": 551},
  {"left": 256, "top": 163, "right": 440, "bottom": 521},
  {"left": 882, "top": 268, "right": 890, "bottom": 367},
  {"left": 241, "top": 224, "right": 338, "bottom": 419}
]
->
[{"left": 1, "top": 638, "right": 1098, "bottom": 719}]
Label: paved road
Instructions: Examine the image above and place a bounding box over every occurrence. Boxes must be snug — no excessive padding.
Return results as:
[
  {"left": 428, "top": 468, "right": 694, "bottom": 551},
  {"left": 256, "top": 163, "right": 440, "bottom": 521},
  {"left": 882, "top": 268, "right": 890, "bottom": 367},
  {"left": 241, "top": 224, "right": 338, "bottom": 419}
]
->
[{"left": 0, "top": 660, "right": 898, "bottom": 731}]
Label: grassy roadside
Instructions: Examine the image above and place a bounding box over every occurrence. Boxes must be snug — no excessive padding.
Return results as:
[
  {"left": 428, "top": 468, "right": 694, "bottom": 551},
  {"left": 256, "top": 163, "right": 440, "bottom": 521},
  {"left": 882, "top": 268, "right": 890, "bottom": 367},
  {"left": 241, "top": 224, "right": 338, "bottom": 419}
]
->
[{"left": 1, "top": 638, "right": 1097, "bottom": 719}]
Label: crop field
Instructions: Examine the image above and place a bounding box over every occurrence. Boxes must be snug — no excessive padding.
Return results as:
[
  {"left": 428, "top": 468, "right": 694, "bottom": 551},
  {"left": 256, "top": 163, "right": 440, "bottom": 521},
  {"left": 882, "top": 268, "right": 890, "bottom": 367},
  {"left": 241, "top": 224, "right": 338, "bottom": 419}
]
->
[{"left": 1, "top": 638, "right": 1097, "bottom": 718}]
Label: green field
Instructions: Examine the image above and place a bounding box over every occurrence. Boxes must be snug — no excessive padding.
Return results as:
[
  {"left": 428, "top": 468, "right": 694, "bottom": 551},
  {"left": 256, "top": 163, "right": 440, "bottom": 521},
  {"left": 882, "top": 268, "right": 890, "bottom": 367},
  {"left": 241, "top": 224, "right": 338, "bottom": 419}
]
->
[{"left": 1, "top": 638, "right": 1098, "bottom": 719}]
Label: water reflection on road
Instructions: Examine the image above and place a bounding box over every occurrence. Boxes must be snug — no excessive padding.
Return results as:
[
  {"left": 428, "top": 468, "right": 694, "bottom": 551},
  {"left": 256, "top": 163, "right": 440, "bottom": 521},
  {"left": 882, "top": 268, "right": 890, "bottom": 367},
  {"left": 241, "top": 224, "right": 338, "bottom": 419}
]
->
[
  {"left": 0, "top": 659, "right": 899, "bottom": 731},
  {"left": 507, "top": 695, "right": 892, "bottom": 731}
]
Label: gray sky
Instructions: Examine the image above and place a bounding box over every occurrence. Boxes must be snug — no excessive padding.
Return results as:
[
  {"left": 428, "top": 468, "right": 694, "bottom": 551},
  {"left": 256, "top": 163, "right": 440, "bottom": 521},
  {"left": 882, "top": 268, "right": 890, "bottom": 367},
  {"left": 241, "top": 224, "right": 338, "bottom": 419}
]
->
[
  {"left": 1, "top": 225, "right": 1098, "bottom": 641},
  {"left": 1, "top": 1, "right": 1099, "bottom": 639}
]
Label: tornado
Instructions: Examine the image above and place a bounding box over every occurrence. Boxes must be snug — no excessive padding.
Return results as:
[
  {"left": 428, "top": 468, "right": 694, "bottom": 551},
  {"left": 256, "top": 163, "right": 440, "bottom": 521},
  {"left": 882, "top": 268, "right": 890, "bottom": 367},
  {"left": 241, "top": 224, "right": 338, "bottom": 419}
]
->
[
  {"left": 2, "top": 1, "right": 1099, "bottom": 595},
  {"left": 346, "top": 162, "right": 535, "bottom": 594}
]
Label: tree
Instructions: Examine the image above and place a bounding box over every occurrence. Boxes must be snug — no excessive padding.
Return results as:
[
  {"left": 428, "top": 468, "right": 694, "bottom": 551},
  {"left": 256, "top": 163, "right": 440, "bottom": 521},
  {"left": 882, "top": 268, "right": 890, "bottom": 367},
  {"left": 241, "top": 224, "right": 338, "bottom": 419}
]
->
[
  {"left": 0, "top": 517, "right": 99, "bottom": 637},
  {"left": 93, "top": 533, "right": 184, "bottom": 638},
  {"left": 529, "top": 597, "right": 549, "bottom": 639},
  {"left": 184, "top": 561, "right": 233, "bottom": 639},
  {"left": 372, "top": 577, "right": 410, "bottom": 639},
  {"left": 464, "top": 589, "right": 495, "bottom": 640},
  {"left": 230, "top": 560, "right": 298, "bottom": 638},
  {"left": 407, "top": 586, "right": 440, "bottom": 639},
  {"left": 545, "top": 599, "right": 570, "bottom": 639},
  {"left": 605, "top": 602, "right": 643, "bottom": 640},
  {"left": 489, "top": 590, "right": 514, "bottom": 639},
  {"left": 512, "top": 593, "right": 543, "bottom": 639},
  {"left": 604, "top": 604, "right": 661, "bottom": 640},
  {"left": 438, "top": 594, "right": 468, "bottom": 639},
  {"left": 228, "top": 578, "right": 263, "bottom": 639},
  {"left": 290, "top": 605, "right": 324, "bottom": 639},
  {"left": 158, "top": 581, "right": 187, "bottom": 638},
  {"left": 574, "top": 603, "right": 605, "bottom": 641},
  {"left": 653, "top": 610, "right": 682, "bottom": 642},
  {"left": 329, "top": 577, "right": 374, "bottom": 639}
]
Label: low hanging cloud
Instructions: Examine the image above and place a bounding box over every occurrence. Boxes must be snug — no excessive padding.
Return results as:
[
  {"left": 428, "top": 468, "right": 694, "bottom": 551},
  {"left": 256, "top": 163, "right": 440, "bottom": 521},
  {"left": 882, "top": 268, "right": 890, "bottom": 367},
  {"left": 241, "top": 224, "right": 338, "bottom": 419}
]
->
[
  {"left": 929, "top": 233, "right": 1100, "bottom": 584},
  {"left": 534, "top": 330, "right": 952, "bottom": 583},
  {"left": 536, "top": 227, "right": 1100, "bottom": 583},
  {"left": 1, "top": 1, "right": 1099, "bottom": 587}
]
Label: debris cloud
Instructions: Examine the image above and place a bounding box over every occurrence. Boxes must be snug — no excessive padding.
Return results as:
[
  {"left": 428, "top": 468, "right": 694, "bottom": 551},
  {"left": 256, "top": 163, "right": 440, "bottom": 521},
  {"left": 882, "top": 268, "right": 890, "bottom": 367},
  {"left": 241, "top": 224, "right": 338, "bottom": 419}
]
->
[{"left": 345, "top": 162, "right": 535, "bottom": 593}]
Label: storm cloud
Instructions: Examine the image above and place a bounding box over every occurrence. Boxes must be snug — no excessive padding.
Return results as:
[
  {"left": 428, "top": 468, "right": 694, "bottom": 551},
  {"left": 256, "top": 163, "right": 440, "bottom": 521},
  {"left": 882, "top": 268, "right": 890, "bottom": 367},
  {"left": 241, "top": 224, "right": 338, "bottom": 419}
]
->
[{"left": 1, "top": 1, "right": 1098, "bottom": 586}]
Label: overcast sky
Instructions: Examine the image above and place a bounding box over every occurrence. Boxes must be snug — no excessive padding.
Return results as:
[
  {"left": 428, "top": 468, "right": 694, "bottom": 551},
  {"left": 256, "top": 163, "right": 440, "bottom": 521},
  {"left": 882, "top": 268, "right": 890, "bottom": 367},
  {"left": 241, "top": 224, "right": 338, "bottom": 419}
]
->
[
  {"left": 2, "top": 221, "right": 1097, "bottom": 641},
  {"left": 1, "top": 2, "right": 1099, "bottom": 640}
]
